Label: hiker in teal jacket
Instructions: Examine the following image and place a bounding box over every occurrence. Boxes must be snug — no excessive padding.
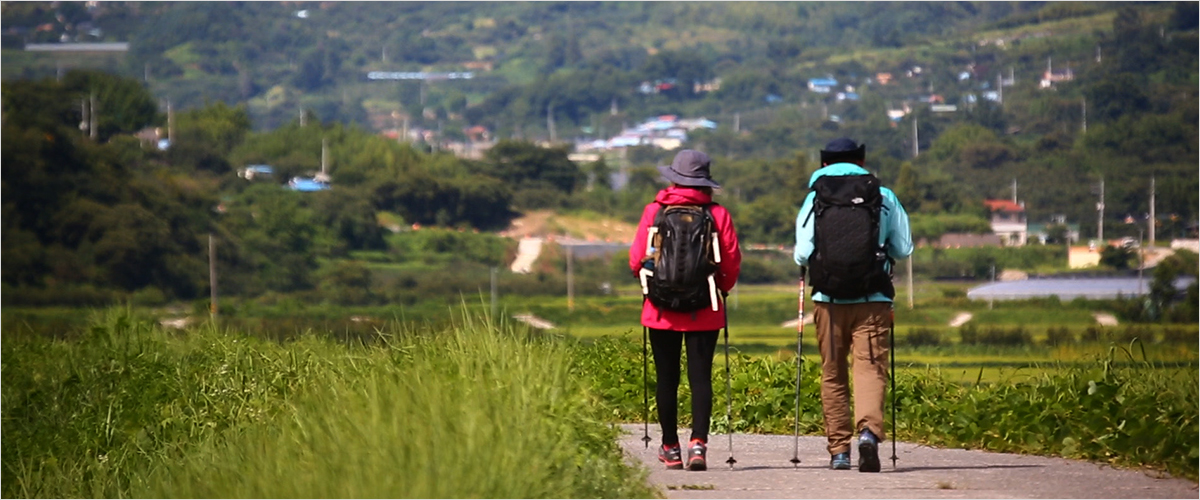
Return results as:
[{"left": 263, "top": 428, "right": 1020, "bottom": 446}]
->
[
  {"left": 793, "top": 166, "right": 913, "bottom": 295},
  {"left": 792, "top": 138, "right": 912, "bottom": 472}
]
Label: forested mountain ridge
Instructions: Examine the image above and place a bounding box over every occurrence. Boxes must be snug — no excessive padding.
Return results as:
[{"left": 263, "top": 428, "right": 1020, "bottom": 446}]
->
[{"left": 2, "top": 2, "right": 1197, "bottom": 305}]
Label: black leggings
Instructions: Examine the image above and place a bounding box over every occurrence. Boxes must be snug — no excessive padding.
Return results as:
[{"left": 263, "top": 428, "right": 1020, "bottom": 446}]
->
[{"left": 649, "top": 328, "right": 719, "bottom": 446}]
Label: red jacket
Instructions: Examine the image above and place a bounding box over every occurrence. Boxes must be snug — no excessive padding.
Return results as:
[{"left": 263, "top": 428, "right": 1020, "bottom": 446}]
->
[{"left": 629, "top": 186, "right": 741, "bottom": 331}]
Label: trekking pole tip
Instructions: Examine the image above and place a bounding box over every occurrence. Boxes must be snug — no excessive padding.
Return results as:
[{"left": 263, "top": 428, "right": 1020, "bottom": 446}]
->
[
  {"left": 789, "top": 456, "right": 801, "bottom": 468},
  {"left": 726, "top": 456, "right": 737, "bottom": 469},
  {"left": 641, "top": 435, "right": 652, "bottom": 448}
]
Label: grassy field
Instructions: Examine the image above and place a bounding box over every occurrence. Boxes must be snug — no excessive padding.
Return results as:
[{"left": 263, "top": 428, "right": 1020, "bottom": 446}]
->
[
  {"left": 4, "top": 303, "right": 1196, "bottom": 493},
  {"left": 1, "top": 309, "right": 653, "bottom": 498}
]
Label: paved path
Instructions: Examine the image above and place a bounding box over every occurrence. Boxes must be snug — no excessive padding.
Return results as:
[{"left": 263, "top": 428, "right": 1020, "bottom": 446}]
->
[{"left": 618, "top": 425, "right": 1197, "bottom": 499}]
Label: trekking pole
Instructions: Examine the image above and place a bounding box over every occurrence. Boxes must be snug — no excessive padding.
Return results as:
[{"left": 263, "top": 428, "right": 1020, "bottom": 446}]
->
[
  {"left": 889, "top": 307, "right": 898, "bottom": 468},
  {"left": 642, "top": 325, "right": 652, "bottom": 448},
  {"left": 722, "top": 294, "right": 736, "bottom": 469},
  {"left": 791, "top": 267, "right": 806, "bottom": 467}
]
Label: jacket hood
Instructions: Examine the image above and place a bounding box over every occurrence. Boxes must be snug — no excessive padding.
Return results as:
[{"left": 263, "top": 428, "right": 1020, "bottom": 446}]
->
[
  {"left": 655, "top": 185, "right": 714, "bottom": 205},
  {"left": 807, "top": 163, "right": 870, "bottom": 188}
]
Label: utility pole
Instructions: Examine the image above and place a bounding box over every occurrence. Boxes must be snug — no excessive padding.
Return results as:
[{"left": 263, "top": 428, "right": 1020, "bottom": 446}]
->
[
  {"left": 300, "top": 107, "right": 306, "bottom": 127},
  {"left": 997, "top": 74, "right": 1003, "bottom": 105},
  {"left": 89, "top": 92, "right": 97, "bottom": 140},
  {"left": 1097, "top": 177, "right": 1105, "bottom": 242},
  {"left": 1011, "top": 178, "right": 1018, "bottom": 204},
  {"left": 81, "top": 98, "right": 89, "bottom": 137},
  {"left": 1138, "top": 228, "right": 1144, "bottom": 296},
  {"left": 167, "top": 100, "right": 174, "bottom": 144},
  {"left": 209, "top": 234, "right": 218, "bottom": 318},
  {"left": 912, "top": 117, "right": 919, "bottom": 158},
  {"left": 1149, "top": 176, "right": 1156, "bottom": 247},
  {"left": 566, "top": 245, "right": 575, "bottom": 312},
  {"left": 734, "top": 112, "right": 740, "bottom": 133},
  {"left": 547, "top": 103, "right": 556, "bottom": 143},
  {"left": 318, "top": 137, "right": 330, "bottom": 182},
  {"left": 1081, "top": 97, "right": 1087, "bottom": 133}
]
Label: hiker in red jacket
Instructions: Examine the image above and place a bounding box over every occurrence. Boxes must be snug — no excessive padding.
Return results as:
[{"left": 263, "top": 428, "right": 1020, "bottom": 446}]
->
[{"left": 629, "top": 149, "right": 741, "bottom": 471}]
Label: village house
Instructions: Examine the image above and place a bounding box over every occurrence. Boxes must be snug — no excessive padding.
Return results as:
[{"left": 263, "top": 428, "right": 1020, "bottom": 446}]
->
[
  {"left": 1039, "top": 58, "right": 1074, "bottom": 88},
  {"left": 985, "top": 199, "right": 1028, "bottom": 246}
]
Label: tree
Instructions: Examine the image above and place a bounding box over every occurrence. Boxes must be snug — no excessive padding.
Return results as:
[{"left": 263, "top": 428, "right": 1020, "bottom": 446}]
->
[
  {"left": 1099, "top": 245, "right": 1135, "bottom": 270},
  {"left": 61, "top": 70, "right": 158, "bottom": 141},
  {"left": 482, "top": 140, "right": 582, "bottom": 195},
  {"left": 893, "top": 162, "right": 919, "bottom": 211},
  {"left": 167, "top": 101, "right": 252, "bottom": 173},
  {"left": 1149, "top": 250, "right": 1198, "bottom": 321}
]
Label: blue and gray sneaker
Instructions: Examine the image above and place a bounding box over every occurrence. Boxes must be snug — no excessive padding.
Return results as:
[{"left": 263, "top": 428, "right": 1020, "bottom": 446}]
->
[
  {"left": 857, "top": 430, "right": 881, "bottom": 473},
  {"left": 830, "top": 452, "right": 851, "bottom": 470}
]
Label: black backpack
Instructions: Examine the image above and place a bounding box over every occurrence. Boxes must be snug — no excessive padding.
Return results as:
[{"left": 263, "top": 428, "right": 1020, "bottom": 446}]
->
[
  {"left": 642, "top": 203, "right": 719, "bottom": 312},
  {"left": 807, "top": 174, "right": 895, "bottom": 300}
]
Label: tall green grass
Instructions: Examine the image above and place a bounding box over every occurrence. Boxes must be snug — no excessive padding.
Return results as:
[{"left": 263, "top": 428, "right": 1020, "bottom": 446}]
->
[{"left": 2, "top": 309, "right": 652, "bottom": 498}]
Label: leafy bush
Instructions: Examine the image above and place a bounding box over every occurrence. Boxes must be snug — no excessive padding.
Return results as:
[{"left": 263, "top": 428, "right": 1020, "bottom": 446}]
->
[
  {"left": 1160, "top": 327, "right": 1193, "bottom": 344},
  {"left": 1045, "top": 326, "right": 1074, "bottom": 346},
  {"left": 1116, "top": 324, "right": 1153, "bottom": 344},
  {"left": 386, "top": 228, "right": 515, "bottom": 267},
  {"left": 1081, "top": 325, "right": 1106, "bottom": 342},
  {"left": 979, "top": 325, "right": 1032, "bottom": 346},
  {"left": 904, "top": 327, "right": 943, "bottom": 347},
  {"left": 959, "top": 322, "right": 979, "bottom": 345}
]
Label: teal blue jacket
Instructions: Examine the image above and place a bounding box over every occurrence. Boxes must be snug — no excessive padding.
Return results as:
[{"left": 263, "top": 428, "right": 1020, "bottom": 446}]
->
[{"left": 793, "top": 163, "right": 913, "bottom": 303}]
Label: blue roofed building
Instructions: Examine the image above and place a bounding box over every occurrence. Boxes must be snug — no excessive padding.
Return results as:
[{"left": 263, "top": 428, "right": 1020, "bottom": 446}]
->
[
  {"left": 287, "top": 177, "right": 330, "bottom": 192},
  {"left": 807, "top": 77, "right": 838, "bottom": 93}
]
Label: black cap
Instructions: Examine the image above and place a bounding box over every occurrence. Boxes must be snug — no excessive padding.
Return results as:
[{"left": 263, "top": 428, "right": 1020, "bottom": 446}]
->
[{"left": 820, "top": 137, "right": 866, "bottom": 165}]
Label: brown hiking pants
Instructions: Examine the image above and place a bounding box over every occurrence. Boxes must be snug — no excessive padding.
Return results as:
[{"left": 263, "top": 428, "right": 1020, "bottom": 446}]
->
[{"left": 812, "top": 301, "right": 891, "bottom": 455}]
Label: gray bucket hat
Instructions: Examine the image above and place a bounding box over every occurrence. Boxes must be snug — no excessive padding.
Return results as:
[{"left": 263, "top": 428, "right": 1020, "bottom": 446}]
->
[{"left": 657, "top": 149, "right": 721, "bottom": 188}]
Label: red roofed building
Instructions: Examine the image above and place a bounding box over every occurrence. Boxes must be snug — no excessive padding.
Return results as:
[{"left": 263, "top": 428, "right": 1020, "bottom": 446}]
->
[{"left": 985, "top": 199, "right": 1028, "bottom": 246}]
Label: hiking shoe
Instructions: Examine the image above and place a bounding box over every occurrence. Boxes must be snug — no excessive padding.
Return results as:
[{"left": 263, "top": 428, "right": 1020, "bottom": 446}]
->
[
  {"left": 858, "top": 430, "right": 881, "bottom": 473},
  {"left": 658, "top": 443, "right": 683, "bottom": 469},
  {"left": 686, "top": 439, "right": 707, "bottom": 471},
  {"left": 830, "top": 452, "right": 851, "bottom": 470}
]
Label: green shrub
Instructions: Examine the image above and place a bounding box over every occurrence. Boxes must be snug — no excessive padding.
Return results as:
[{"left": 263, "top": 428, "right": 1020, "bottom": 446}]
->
[
  {"left": 1116, "top": 324, "right": 1154, "bottom": 344},
  {"left": 960, "top": 322, "right": 979, "bottom": 345},
  {"left": 1045, "top": 326, "right": 1074, "bottom": 346},
  {"left": 1082, "top": 325, "right": 1106, "bottom": 342},
  {"left": 905, "top": 327, "right": 943, "bottom": 347},
  {"left": 979, "top": 325, "right": 1032, "bottom": 346},
  {"left": 1160, "top": 327, "right": 1194, "bottom": 344},
  {"left": 941, "top": 288, "right": 967, "bottom": 299}
]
